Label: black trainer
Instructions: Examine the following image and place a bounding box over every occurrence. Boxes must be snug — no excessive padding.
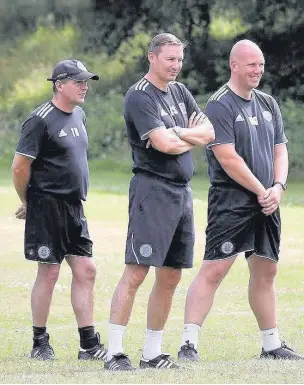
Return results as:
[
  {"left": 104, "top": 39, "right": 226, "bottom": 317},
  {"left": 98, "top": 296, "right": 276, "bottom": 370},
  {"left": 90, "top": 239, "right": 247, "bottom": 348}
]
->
[
  {"left": 178, "top": 340, "right": 199, "bottom": 361},
  {"left": 260, "top": 342, "right": 304, "bottom": 360},
  {"left": 30, "top": 333, "right": 55, "bottom": 360},
  {"left": 78, "top": 332, "right": 107, "bottom": 360},
  {"left": 104, "top": 353, "right": 135, "bottom": 371},
  {"left": 140, "top": 353, "right": 179, "bottom": 369}
]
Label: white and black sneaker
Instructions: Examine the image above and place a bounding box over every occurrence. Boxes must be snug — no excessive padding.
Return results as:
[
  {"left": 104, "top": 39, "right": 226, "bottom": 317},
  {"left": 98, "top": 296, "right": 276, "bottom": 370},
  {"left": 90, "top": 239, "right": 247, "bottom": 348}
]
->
[
  {"left": 104, "top": 353, "right": 135, "bottom": 371},
  {"left": 78, "top": 332, "right": 107, "bottom": 360},
  {"left": 140, "top": 353, "right": 179, "bottom": 369},
  {"left": 260, "top": 342, "right": 304, "bottom": 360},
  {"left": 30, "top": 333, "right": 55, "bottom": 361}
]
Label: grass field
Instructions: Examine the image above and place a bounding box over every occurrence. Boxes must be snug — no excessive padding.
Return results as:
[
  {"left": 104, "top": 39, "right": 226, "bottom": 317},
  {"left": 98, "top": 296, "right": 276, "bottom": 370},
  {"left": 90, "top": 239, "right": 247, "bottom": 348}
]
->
[{"left": 1, "top": 168, "right": 304, "bottom": 383}]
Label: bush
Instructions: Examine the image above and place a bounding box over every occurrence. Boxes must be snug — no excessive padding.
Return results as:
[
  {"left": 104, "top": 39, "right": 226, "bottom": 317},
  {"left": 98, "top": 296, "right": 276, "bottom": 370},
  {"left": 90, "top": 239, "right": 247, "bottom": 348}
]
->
[{"left": 281, "top": 98, "right": 304, "bottom": 179}]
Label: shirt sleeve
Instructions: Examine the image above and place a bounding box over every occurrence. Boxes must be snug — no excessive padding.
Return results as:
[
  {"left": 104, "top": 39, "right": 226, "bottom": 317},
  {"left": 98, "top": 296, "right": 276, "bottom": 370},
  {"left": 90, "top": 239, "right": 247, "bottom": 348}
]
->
[
  {"left": 125, "top": 91, "right": 165, "bottom": 140},
  {"left": 15, "top": 115, "right": 46, "bottom": 159},
  {"left": 272, "top": 98, "right": 288, "bottom": 145},
  {"left": 204, "top": 100, "right": 235, "bottom": 148}
]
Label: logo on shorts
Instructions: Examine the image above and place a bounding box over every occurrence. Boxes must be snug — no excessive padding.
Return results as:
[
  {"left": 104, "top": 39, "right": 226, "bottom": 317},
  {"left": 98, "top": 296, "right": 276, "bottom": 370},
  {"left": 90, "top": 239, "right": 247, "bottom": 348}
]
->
[
  {"left": 220, "top": 241, "right": 234, "bottom": 255},
  {"left": 139, "top": 244, "right": 153, "bottom": 258},
  {"left": 262, "top": 111, "right": 272, "bottom": 122},
  {"left": 38, "top": 246, "right": 50, "bottom": 260}
]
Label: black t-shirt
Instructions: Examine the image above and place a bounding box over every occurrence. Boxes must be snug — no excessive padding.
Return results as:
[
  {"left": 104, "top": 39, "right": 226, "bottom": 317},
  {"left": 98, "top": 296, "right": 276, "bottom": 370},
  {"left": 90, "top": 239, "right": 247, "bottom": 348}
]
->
[
  {"left": 124, "top": 78, "right": 202, "bottom": 185},
  {"left": 16, "top": 101, "right": 89, "bottom": 201},
  {"left": 205, "top": 85, "right": 288, "bottom": 189}
]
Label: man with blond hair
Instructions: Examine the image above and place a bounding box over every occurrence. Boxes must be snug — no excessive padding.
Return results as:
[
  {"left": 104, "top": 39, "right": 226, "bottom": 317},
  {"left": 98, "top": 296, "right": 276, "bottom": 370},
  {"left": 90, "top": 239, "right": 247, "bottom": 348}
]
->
[
  {"left": 178, "top": 39, "right": 304, "bottom": 361},
  {"left": 104, "top": 33, "right": 214, "bottom": 370}
]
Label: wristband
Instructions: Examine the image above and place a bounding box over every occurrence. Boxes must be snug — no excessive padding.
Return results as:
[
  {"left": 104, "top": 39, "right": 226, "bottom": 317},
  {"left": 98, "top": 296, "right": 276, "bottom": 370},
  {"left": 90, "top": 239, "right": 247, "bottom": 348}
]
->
[{"left": 273, "top": 181, "right": 287, "bottom": 191}]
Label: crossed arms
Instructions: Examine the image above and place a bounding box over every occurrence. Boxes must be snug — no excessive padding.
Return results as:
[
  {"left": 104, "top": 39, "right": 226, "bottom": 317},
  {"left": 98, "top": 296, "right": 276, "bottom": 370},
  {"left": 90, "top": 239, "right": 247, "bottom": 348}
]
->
[{"left": 147, "top": 112, "right": 215, "bottom": 154}]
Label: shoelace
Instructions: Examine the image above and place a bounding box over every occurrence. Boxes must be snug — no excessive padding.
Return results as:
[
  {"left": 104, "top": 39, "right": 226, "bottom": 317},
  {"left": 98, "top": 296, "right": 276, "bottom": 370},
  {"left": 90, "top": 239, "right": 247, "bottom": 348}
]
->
[
  {"left": 281, "top": 341, "right": 294, "bottom": 352},
  {"left": 34, "top": 344, "right": 54, "bottom": 359},
  {"left": 183, "top": 341, "right": 198, "bottom": 353},
  {"left": 114, "top": 353, "right": 132, "bottom": 367}
]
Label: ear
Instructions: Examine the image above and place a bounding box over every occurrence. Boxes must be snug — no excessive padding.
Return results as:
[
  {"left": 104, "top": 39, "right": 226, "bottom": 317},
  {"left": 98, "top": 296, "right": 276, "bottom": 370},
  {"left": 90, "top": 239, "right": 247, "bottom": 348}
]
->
[
  {"left": 230, "top": 59, "right": 238, "bottom": 72},
  {"left": 148, "top": 51, "right": 156, "bottom": 65},
  {"left": 55, "top": 80, "right": 63, "bottom": 92}
]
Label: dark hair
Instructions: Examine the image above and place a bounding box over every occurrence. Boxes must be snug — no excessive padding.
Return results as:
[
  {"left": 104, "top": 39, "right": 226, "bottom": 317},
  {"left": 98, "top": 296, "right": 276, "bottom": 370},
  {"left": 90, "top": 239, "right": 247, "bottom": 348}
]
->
[
  {"left": 148, "top": 33, "right": 186, "bottom": 54},
  {"left": 52, "top": 78, "right": 69, "bottom": 93}
]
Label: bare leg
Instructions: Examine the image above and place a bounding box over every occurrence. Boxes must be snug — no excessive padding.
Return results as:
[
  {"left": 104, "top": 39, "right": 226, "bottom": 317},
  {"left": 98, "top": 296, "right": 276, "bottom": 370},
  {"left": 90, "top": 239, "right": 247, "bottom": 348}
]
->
[
  {"left": 184, "top": 257, "right": 237, "bottom": 325},
  {"left": 110, "top": 264, "right": 149, "bottom": 325},
  {"left": 66, "top": 256, "right": 96, "bottom": 327},
  {"left": 31, "top": 263, "right": 60, "bottom": 326},
  {"left": 147, "top": 267, "right": 182, "bottom": 330},
  {"left": 247, "top": 254, "right": 277, "bottom": 329}
]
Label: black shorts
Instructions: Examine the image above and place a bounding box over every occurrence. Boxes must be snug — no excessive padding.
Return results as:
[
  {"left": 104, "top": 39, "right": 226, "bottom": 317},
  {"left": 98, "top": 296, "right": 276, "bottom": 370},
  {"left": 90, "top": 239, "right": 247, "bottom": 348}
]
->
[
  {"left": 125, "top": 173, "right": 194, "bottom": 268},
  {"left": 204, "top": 186, "right": 281, "bottom": 262},
  {"left": 25, "top": 192, "right": 92, "bottom": 264}
]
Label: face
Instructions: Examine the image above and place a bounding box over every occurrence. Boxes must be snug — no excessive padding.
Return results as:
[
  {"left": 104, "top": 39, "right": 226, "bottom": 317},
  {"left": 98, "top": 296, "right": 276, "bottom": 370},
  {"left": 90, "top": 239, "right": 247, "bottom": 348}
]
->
[
  {"left": 56, "top": 79, "right": 89, "bottom": 105},
  {"left": 149, "top": 44, "right": 184, "bottom": 83},
  {"left": 231, "top": 49, "right": 265, "bottom": 91}
]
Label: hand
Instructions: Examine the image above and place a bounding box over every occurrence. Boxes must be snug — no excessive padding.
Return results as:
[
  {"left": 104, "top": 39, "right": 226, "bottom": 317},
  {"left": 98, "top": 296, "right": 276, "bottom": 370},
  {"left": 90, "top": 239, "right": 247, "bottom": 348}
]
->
[
  {"left": 188, "top": 111, "right": 206, "bottom": 128},
  {"left": 258, "top": 185, "right": 284, "bottom": 215},
  {"left": 15, "top": 203, "right": 27, "bottom": 220}
]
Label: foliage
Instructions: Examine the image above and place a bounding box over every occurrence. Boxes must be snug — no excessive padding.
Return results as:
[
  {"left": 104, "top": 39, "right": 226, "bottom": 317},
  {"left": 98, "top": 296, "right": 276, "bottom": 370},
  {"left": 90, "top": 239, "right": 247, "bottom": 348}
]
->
[
  {"left": 281, "top": 99, "right": 304, "bottom": 179},
  {"left": 1, "top": 0, "right": 304, "bottom": 178}
]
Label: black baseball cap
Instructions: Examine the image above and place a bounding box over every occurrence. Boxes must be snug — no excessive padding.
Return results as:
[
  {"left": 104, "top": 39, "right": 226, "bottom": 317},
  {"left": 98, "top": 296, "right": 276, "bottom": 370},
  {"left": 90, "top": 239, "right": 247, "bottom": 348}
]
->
[{"left": 47, "top": 59, "right": 99, "bottom": 81}]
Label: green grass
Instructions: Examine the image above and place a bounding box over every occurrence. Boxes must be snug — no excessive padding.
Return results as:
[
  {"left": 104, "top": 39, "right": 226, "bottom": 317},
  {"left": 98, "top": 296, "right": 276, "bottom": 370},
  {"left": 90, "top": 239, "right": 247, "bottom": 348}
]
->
[{"left": 0, "top": 168, "right": 304, "bottom": 383}]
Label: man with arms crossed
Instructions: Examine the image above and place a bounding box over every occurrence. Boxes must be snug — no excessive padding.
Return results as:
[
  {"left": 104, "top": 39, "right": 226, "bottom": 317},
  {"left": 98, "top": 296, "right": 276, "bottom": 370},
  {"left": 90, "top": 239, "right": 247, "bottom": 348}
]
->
[
  {"left": 12, "top": 60, "right": 107, "bottom": 361},
  {"left": 104, "top": 33, "right": 214, "bottom": 370},
  {"left": 178, "top": 40, "right": 304, "bottom": 361}
]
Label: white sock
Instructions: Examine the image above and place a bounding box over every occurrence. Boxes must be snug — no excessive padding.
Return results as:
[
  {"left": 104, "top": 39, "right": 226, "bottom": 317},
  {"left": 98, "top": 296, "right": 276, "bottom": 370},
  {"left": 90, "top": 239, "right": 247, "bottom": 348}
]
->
[
  {"left": 180, "top": 323, "right": 201, "bottom": 350},
  {"left": 107, "top": 323, "right": 126, "bottom": 360},
  {"left": 142, "top": 329, "right": 164, "bottom": 360},
  {"left": 261, "top": 327, "right": 281, "bottom": 352}
]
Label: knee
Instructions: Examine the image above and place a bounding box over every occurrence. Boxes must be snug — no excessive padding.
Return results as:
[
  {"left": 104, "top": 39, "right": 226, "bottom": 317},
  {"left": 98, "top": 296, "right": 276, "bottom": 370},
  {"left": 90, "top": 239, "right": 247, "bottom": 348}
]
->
[
  {"left": 74, "top": 260, "right": 96, "bottom": 283},
  {"left": 123, "top": 266, "right": 148, "bottom": 291},
  {"left": 158, "top": 269, "right": 182, "bottom": 290},
  {"left": 201, "top": 265, "right": 228, "bottom": 287},
  {"left": 38, "top": 265, "right": 60, "bottom": 286},
  {"left": 252, "top": 263, "right": 277, "bottom": 285}
]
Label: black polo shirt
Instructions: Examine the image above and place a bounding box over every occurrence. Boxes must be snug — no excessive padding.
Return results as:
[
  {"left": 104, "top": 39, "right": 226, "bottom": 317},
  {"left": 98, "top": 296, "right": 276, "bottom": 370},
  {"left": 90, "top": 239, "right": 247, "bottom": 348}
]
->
[
  {"left": 124, "top": 78, "right": 202, "bottom": 185},
  {"left": 16, "top": 101, "right": 89, "bottom": 201},
  {"left": 205, "top": 85, "right": 288, "bottom": 188}
]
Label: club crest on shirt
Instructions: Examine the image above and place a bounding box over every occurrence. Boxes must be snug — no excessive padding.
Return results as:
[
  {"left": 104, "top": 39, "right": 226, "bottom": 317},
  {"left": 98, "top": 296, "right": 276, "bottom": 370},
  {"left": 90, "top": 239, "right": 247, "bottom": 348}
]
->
[
  {"left": 262, "top": 111, "right": 272, "bottom": 122},
  {"left": 220, "top": 241, "right": 234, "bottom": 255}
]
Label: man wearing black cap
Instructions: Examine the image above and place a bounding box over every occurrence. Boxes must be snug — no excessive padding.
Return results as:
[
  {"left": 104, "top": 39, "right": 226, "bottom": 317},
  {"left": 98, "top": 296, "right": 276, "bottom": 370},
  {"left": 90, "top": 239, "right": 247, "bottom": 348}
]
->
[{"left": 12, "top": 59, "right": 106, "bottom": 361}]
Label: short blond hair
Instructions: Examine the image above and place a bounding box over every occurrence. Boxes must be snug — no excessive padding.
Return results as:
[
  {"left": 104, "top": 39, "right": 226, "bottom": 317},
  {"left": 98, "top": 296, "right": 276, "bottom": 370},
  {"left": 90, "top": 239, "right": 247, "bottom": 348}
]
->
[{"left": 148, "top": 33, "right": 185, "bottom": 53}]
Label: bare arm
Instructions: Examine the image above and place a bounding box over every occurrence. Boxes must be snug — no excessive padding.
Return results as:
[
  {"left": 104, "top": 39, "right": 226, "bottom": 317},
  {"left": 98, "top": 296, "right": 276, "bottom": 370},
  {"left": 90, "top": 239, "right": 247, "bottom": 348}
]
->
[
  {"left": 148, "top": 127, "right": 195, "bottom": 155},
  {"left": 212, "top": 144, "right": 266, "bottom": 197},
  {"left": 174, "top": 112, "right": 215, "bottom": 146},
  {"left": 274, "top": 143, "right": 288, "bottom": 185},
  {"left": 12, "top": 154, "right": 33, "bottom": 218},
  {"left": 258, "top": 143, "right": 288, "bottom": 215}
]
